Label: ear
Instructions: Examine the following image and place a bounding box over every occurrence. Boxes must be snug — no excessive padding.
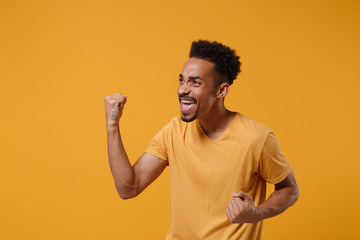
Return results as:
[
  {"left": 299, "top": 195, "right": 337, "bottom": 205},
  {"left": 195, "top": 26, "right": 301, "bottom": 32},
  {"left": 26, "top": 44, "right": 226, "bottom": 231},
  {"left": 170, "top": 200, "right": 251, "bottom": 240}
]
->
[{"left": 216, "top": 83, "right": 230, "bottom": 99}]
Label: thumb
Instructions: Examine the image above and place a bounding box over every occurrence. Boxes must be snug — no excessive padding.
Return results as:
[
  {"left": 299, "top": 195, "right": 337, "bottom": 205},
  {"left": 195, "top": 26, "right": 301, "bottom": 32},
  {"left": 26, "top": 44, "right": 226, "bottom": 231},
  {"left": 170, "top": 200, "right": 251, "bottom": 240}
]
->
[
  {"left": 232, "top": 191, "right": 251, "bottom": 201},
  {"left": 117, "top": 95, "right": 127, "bottom": 109},
  {"left": 120, "top": 95, "right": 127, "bottom": 105}
]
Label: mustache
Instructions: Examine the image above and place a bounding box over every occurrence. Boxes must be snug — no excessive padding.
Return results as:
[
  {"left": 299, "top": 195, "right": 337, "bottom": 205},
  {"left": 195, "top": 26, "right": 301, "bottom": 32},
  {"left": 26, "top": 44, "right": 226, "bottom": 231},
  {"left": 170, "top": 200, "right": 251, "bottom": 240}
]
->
[{"left": 178, "top": 95, "right": 197, "bottom": 102}]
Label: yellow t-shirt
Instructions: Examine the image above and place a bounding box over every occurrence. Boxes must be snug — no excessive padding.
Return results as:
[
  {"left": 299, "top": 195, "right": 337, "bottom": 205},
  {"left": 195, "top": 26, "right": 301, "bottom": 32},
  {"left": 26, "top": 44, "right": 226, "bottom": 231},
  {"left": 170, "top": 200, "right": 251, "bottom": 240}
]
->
[{"left": 145, "top": 112, "right": 291, "bottom": 240}]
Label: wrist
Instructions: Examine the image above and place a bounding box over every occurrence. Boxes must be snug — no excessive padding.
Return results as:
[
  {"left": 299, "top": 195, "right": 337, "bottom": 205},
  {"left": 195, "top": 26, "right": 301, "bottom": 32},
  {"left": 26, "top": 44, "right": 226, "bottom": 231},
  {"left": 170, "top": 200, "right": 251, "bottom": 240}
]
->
[
  {"left": 256, "top": 206, "right": 266, "bottom": 222},
  {"left": 107, "top": 121, "right": 119, "bottom": 131}
]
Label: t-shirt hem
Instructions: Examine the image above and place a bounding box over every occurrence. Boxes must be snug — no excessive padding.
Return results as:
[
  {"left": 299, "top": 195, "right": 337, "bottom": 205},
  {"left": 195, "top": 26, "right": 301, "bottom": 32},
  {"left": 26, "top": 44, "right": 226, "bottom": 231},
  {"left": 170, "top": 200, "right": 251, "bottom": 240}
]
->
[
  {"left": 145, "top": 149, "right": 168, "bottom": 162},
  {"left": 266, "top": 165, "right": 291, "bottom": 184}
]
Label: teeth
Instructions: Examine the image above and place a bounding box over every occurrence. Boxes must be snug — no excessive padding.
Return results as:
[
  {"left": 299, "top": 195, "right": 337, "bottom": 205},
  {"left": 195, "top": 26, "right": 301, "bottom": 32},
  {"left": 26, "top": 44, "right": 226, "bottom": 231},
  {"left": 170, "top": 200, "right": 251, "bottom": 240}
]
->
[{"left": 181, "top": 100, "right": 195, "bottom": 104}]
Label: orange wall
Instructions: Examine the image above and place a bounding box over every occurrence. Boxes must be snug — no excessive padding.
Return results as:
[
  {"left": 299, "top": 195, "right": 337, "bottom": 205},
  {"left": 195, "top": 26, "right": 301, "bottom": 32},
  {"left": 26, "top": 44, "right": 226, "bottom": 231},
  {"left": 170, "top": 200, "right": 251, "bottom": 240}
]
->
[{"left": 1, "top": 0, "right": 359, "bottom": 239}]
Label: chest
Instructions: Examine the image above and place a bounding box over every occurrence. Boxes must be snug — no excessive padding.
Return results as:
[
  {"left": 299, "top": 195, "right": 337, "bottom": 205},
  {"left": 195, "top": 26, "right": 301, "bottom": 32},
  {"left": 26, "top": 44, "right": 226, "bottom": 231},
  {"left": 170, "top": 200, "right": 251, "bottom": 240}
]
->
[{"left": 167, "top": 129, "right": 261, "bottom": 192}]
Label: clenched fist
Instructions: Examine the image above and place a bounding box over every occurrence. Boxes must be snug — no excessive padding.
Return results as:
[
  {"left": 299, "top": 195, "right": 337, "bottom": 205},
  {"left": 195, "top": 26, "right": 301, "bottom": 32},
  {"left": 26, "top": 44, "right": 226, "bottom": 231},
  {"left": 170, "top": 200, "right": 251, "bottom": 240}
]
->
[
  {"left": 226, "top": 191, "right": 262, "bottom": 224},
  {"left": 104, "top": 93, "right": 127, "bottom": 125}
]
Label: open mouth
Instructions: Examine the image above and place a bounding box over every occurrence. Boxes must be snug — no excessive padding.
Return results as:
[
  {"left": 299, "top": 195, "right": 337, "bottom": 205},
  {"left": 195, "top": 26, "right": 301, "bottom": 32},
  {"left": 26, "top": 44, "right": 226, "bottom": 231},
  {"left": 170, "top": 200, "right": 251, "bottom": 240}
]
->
[{"left": 179, "top": 97, "right": 197, "bottom": 113}]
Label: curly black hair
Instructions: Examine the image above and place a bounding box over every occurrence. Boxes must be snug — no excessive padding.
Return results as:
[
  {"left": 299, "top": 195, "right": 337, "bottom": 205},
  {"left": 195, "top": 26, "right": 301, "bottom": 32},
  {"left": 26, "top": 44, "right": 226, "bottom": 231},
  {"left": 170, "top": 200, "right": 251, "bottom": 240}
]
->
[{"left": 189, "top": 40, "right": 241, "bottom": 86}]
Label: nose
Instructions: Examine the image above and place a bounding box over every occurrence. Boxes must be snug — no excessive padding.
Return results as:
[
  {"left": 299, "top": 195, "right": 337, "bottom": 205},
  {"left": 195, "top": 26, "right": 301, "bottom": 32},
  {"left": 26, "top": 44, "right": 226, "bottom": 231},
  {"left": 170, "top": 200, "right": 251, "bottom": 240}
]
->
[{"left": 178, "top": 81, "right": 191, "bottom": 95}]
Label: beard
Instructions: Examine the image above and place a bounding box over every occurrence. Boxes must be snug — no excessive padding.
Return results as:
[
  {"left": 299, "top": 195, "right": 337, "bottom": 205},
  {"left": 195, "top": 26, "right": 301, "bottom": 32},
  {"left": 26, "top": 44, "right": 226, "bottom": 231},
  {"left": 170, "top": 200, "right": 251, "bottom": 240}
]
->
[
  {"left": 179, "top": 94, "right": 198, "bottom": 122},
  {"left": 181, "top": 112, "right": 198, "bottom": 122}
]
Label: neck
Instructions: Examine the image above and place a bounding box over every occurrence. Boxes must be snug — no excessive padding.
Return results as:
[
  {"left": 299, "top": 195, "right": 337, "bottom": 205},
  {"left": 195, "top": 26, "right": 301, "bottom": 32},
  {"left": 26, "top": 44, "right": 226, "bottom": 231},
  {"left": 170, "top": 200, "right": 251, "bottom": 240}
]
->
[{"left": 197, "top": 103, "right": 235, "bottom": 138}]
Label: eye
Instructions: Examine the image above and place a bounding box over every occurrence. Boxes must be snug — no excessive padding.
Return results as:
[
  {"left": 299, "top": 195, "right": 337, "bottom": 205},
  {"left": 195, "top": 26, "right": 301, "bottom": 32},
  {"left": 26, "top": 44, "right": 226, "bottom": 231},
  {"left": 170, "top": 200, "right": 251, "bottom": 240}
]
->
[
  {"left": 192, "top": 79, "right": 201, "bottom": 86},
  {"left": 179, "top": 78, "right": 184, "bottom": 83}
]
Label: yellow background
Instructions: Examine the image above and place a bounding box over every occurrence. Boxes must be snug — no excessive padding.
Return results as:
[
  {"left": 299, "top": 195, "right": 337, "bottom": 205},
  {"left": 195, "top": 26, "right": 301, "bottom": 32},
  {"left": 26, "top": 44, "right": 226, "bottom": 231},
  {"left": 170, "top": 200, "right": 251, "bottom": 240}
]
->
[{"left": 1, "top": 0, "right": 359, "bottom": 239}]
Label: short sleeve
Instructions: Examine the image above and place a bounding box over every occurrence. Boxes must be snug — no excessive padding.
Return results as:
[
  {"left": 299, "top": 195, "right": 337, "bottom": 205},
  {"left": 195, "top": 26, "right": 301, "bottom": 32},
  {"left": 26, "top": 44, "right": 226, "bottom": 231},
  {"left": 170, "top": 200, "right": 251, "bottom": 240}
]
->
[
  {"left": 145, "top": 123, "right": 170, "bottom": 161},
  {"left": 259, "top": 132, "right": 291, "bottom": 184}
]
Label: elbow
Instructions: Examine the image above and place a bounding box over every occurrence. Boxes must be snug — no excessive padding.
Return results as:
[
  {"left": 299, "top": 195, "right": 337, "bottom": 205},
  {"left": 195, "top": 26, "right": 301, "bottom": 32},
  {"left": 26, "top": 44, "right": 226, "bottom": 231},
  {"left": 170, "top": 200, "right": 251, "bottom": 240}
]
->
[
  {"left": 119, "top": 193, "right": 135, "bottom": 200},
  {"left": 116, "top": 186, "right": 139, "bottom": 200},
  {"left": 295, "top": 185, "right": 300, "bottom": 201},
  {"left": 113, "top": 176, "right": 140, "bottom": 200},
  {"left": 291, "top": 184, "right": 300, "bottom": 205}
]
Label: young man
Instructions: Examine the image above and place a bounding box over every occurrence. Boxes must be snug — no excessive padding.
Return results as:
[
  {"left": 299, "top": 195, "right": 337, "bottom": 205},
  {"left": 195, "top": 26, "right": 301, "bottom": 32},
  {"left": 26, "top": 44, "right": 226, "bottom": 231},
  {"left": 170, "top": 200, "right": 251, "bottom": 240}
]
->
[{"left": 105, "top": 40, "right": 299, "bottom": 239}]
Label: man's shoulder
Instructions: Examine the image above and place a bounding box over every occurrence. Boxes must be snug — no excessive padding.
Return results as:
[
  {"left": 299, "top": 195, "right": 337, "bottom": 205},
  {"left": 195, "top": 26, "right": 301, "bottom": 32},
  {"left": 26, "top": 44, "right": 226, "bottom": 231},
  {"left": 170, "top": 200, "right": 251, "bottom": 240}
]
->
[
  {"left": 166, "top": 116, "right": 184, "bottom": 128},
  {"left": 168, "top": 116, "right": 182, "bottom": 124},
  {"left": 158, "top": 116, "right": 186, "bottom": 133},
  {"left": 234, "top": 112, "right": 272, "bottom": 137}
]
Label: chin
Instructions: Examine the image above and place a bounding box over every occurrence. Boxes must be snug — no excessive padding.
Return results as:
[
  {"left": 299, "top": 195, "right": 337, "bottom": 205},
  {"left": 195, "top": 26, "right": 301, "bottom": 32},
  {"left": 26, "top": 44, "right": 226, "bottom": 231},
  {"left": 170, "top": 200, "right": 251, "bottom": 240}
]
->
[{"left": 181, "top": 113, "right": 197, "bottom": 123}]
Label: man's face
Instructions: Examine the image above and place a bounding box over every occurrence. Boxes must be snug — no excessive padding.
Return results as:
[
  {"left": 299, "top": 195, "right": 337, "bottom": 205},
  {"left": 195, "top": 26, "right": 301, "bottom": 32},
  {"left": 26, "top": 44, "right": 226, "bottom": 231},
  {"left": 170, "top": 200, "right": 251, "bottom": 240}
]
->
[{"left": 177, "top": 58, "right": 219, "bottom": 122}]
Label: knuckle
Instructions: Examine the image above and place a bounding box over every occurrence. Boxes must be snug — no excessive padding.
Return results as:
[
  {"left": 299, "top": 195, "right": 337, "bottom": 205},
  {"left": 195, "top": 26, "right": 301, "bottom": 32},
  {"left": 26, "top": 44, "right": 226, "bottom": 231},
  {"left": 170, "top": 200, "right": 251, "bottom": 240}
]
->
[
  {"left": 234, "top": 209, "right": 240, "bottom": 216},
  {"left": 234, "top": 198, "right": 241, "bottom": 205},
  {"left": 238, "top": 206, "right": 244, "bottom": 213}
]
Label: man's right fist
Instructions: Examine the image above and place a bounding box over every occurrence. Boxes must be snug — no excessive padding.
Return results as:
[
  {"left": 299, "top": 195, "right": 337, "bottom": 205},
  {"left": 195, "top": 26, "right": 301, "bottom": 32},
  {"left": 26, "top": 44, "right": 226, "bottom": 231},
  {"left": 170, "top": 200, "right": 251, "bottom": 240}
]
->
[{"left": 104, "top": 93, "right": 127, "bottom": 125}]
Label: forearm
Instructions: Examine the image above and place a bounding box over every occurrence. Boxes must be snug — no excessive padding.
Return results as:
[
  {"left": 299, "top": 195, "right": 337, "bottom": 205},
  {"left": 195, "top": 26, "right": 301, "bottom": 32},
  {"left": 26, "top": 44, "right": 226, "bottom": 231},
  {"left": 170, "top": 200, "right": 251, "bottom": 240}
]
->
[
  {"left": 107, "top": 123, "right": 137, "bottom": 199},
  {"left": 257, "top": 185, "right": 299, "bottom": 221}
]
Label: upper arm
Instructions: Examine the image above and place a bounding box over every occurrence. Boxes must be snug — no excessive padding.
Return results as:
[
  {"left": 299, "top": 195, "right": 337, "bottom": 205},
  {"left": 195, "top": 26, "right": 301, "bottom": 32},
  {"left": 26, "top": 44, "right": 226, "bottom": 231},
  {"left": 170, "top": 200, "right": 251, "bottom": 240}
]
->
[
  {"left": 259, "top": 132, "right": 291, "bottom": 184},
  {"left": 272, "top": 169, "right": 300, "bottom": 209},
  {"left": 132, "top": 152, "right": 168, "bottom": 196},
  {"left": 274, "top": 169, "right": 299, "bottom": 193}
]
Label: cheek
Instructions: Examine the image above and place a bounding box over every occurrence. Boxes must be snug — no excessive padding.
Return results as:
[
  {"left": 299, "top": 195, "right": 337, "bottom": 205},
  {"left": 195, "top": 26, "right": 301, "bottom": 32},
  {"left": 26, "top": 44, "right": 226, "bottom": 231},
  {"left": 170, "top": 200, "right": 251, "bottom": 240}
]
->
[
  {"left": 198, "top": 95, "right": 214, "bottom": 108},
  {"left": 194, "top": 88, "right": 216, "bottom": 107}
]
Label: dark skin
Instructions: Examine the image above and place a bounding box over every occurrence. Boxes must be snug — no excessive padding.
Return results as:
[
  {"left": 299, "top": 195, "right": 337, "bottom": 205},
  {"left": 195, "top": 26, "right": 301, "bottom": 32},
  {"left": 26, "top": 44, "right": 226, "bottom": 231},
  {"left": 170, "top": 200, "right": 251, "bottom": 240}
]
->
[
  {"left": 105, "top": 57, "right": 299, "bottom": 223},
  {"left": 178, "top": 58, "right": 299, "bottom": 223},
  {"left": 178, "top": 58, "right": 234, "bottom": 140},
  {"left": 226, "top": 170, "right": 298, "bottom": 223}
]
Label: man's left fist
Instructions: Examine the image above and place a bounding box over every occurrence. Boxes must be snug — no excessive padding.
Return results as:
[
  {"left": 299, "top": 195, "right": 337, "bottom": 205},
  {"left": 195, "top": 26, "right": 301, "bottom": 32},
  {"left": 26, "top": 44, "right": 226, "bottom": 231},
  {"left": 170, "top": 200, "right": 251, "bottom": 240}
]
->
[{"left": 226, "top": 191, "right": 262, "bottom": 224}]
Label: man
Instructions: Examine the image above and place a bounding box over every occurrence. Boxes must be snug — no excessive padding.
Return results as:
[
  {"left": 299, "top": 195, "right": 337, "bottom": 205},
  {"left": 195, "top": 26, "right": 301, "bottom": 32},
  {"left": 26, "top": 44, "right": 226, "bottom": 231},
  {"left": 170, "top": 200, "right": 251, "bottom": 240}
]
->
[{"left": 105, "top": 40, "right": 299, "bottom": 239}]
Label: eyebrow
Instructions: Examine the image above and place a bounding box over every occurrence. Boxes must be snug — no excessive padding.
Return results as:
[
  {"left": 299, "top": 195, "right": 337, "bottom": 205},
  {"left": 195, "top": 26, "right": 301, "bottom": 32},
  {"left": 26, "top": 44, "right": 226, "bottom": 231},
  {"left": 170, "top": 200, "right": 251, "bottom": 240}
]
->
[{"left": 179, "top": 74, "right": 203, "bottom": 80}]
